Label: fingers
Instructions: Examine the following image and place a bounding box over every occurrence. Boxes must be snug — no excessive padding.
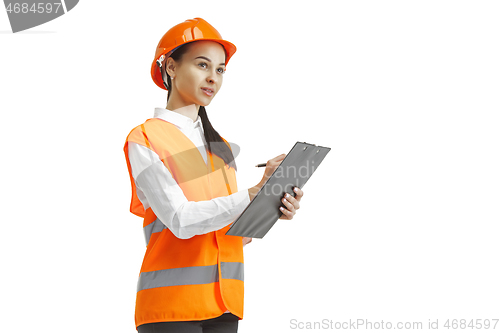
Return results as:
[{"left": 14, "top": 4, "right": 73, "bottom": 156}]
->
[
  {"left": 279, "top": 195, "right": 296, "bottom": 219},
  {"left": 268, "top": 153, "right": 286, "bottom": 164},
  {"left": 274, "top": 153, "right": 286, "bottom": 160},
  {"left": 261, "top": 154, "right": 286, "bottom": 185},
  {"left": 283, "top": 193, "right": 300, "bottom": 210},
  {"left": 279, "top": 204, "right": 294, "bottom": 219},
  {"left": 263, "top": 154, "right": 285, "bottom": 172},
  {"left": 279, "top": 207, "right": 291, "bottom": 219},
  {"left": 279, "top": 187, "right": 304, "bottom": 220},
  {"left": 293, "top": 187, "right": 304, "bottom": 201}
]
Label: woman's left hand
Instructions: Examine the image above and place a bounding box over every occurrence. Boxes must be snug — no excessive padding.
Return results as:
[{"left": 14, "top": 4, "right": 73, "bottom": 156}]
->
[{"left": 279, "top": 187, "right": 304, "bottom": 220}]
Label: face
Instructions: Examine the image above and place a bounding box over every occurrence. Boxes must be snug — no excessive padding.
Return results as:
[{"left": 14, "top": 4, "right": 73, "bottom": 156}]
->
[{"left": 166, "top": 41, "right": 227, "bottom": 109}]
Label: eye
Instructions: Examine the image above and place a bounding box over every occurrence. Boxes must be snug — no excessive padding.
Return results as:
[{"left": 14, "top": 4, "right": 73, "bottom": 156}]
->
[
  {"left": 217, "top": 67, "right": 226, "bottom": 75},
  {"left": 198, "top": 62, "right": 208, "bottom": 69}
]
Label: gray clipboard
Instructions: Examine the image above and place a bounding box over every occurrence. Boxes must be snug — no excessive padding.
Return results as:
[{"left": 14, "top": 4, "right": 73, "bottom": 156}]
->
[{"left": 226, "top": 142, "right": 331, "bottom": 238}]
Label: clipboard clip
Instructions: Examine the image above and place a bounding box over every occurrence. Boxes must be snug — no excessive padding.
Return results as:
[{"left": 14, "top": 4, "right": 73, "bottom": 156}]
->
[{"left": 302, "top": 142, "right": 320, "bottom": 153}]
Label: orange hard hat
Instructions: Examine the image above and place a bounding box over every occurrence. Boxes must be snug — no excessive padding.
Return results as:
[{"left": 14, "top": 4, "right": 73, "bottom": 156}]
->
[{"left": 151, "top": 17, "right": 237, "bottom": 90}]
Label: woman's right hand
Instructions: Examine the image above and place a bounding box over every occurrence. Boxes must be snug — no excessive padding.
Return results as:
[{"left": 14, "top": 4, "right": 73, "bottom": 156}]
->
[
  {"left": 259, "top": 153, "right": 286, "bottom": 185},
  {"left": 248, "top": 153, "right": 286, "bottom": 200}
]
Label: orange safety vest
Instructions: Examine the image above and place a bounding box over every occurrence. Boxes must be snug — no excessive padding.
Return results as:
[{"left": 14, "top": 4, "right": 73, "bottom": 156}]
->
[{"left": 123, "top": 117, "right": 244, "bottom": 328}]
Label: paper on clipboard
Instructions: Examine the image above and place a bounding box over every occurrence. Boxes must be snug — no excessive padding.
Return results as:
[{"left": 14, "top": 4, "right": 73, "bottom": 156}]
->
[{"left": 226, "top": 141, "right": 331, "bottom": 239}]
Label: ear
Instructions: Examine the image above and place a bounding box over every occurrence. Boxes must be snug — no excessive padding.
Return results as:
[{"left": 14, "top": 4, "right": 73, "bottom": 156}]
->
[{"left": 165, "top": 57, "right": 176, "bottom": 78}]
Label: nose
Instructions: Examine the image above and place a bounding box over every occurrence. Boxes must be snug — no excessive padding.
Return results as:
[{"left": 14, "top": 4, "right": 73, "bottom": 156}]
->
[{"left": 206, "top": 70, "right": 218, "bottom": 84}]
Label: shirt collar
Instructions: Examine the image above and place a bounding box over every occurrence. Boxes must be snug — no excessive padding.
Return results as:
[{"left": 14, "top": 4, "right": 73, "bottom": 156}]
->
[{"left": 153, "top": 107, "right": 203, "bottom": 133}]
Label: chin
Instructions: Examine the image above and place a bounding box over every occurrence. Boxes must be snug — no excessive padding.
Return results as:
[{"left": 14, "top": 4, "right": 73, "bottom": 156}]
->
[
  {"left": 198, "top": 98, "right": 214, "bottom": 107},
  {"left": 197, "top": 93, "right": 217, "bottom": 107}
]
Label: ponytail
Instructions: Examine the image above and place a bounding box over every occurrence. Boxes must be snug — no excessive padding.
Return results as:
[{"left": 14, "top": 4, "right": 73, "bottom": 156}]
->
[{"left": 198, "top": 105, "right": 237, "bottom": 171}]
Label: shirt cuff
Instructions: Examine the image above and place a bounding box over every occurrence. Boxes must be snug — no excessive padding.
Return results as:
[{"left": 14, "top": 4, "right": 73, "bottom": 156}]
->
[{"left": 232, "top": 188, "right": 251, "bottom": 216}]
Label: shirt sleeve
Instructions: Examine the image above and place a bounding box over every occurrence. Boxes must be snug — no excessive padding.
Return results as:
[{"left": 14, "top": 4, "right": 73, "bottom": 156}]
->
[{"left": 128, "top": 142, "right": 251, "bottom": 239}]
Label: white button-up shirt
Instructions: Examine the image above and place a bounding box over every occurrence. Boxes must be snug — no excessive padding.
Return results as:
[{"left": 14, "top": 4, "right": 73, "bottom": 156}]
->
[{"left": 127, "top": 107, "right": 251, "bottom": 239}]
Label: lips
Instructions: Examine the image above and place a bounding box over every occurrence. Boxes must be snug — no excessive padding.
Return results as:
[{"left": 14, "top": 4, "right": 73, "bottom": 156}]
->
[{"left": 201, "top": 87, "right": 214, "bottom": 97}]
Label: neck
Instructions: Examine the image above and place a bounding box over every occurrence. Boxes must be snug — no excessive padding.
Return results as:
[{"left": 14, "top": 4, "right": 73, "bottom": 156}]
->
[{"left": 165, "top": 103, "right": 200, "bottom": 122}]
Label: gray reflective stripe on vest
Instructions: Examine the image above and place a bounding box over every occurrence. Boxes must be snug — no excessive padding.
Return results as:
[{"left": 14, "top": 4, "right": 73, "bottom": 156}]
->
[
  {"left": 220, "top": 262, "right": 244, "bottom": 281},
  {"left": 138, "top": 264, "right": 218, "bottom": 292},
  {"left": 137, "top": 262, "right": 244, "bottom": 292},
  {"left": 143, "top": 218, "right": 167, "bottom": 246}
]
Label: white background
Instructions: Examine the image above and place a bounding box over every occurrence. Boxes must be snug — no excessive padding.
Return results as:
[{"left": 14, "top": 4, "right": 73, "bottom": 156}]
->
[{"left": 1, "top": 1, "right": 499, "bottom": 332}]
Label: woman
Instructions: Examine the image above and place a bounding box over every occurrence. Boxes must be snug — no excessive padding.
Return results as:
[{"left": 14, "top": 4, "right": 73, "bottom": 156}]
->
[{"left": 123, "top": 18, "right": 304, "bottom": 333}]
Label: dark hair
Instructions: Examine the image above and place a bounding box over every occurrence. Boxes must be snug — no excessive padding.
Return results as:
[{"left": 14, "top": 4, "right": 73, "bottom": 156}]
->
[{"left": 161, "top": 42, "right": 237, "bottom": 171}]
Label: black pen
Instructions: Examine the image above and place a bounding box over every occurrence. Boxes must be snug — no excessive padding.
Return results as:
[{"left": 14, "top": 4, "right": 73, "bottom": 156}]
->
[{"left": 255, "top": 163, "right": 267, "bottom": 167}]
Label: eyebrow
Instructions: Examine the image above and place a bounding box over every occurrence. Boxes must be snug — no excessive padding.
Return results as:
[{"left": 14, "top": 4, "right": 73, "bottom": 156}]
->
[{"left": 195, "top": 56, "right": 225, "bottom": 66}]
